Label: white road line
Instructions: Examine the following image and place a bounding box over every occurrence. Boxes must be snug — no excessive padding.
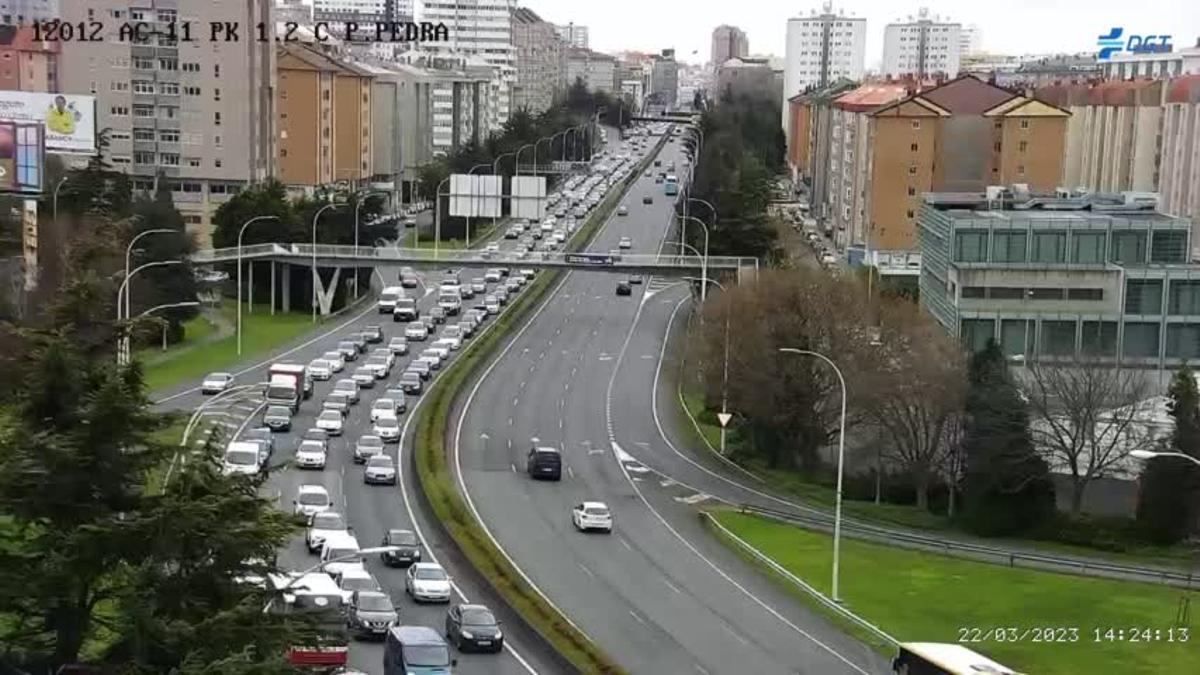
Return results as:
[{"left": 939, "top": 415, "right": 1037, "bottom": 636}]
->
[
  {"left": 618, "top": 537, "right": 633, "bottom": 552},
  {"left": 694, "top": 664, "right": 712, "bottom": 675},
  {"left": 663, "top": 578, "right": 682, "bottom": 594},
  {"left": 577, "top": 562, "right": 595, "bottom": 578},
  {"left": 511, "top": 463, "right": 516, "bottom": 473},
  {"left": 723, "top": 625, "right": 749, "bottom": 646},
  {"left": 566, "top": 466, "right": 574, "bottom": 479}
]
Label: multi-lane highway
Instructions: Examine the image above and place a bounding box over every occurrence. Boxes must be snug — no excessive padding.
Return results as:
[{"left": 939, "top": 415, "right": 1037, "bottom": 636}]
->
[
  {"left": 153, "top": 127, "right": 647, "bottom": 674},
  {"left": 452, "top": 137, "right": 892, "bottom": 674}
]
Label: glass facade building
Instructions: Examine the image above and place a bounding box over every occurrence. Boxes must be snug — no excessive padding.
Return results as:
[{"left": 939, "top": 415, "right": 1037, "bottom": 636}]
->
[{"left": 918, "top": 192, "right": 1198, "bottom": 367}]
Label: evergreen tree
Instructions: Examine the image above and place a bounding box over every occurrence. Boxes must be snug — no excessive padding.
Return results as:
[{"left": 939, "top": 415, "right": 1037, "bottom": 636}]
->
[
  {"left": 128, "top": 183, "right": 200, "bottom": 344},
  {"left": 1136, "top": 364, "right": 1200, "bottom": 543},
  {"left": 960, "top": 340, "right": 1056, "bottom": 535}
]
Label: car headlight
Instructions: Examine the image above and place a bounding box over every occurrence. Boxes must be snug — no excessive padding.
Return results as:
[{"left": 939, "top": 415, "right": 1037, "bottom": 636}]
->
[{"left": 461, "top": 630, "right": 474, "bottom": 639}]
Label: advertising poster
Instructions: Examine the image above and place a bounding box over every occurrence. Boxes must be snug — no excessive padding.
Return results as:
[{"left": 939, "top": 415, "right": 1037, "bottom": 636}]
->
[{"left": 0, "top": 91, "right": 96, "bottom": 155}]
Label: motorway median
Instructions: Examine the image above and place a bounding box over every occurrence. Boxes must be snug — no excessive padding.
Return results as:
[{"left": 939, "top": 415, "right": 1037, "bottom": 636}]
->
[{"left": 411, "top": 131, "right": 668, "bottom": 674}]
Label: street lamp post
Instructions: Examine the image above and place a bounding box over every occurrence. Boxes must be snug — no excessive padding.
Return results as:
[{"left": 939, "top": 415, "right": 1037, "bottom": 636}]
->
[
  {"left": 260, "top": 547, "right": 402, "bottom": 614},
  {"left": 1129, "top": 449, "right": 1200, "bottom": 466},
  {"left": 52, "top": 176, "right": 69, "bottom": 223},
  {"left": 116, "top": 259, "right": 184, "bottom": 365},
  {"left": 353, "top": 191, "right": 388, "bottom": 299},
  {"left": 137, "top": 301, "right": 202, "bottom": 350},
  {"left": 467, "top": 163, "right": 490, "bottom": 248},
  {"left": 514, "top": 143, "right": 534, "bottom": 177},
  {"left": 685, "top": 276, "right": 731, "bottom": 455},
  {"left": 433, "top": 176, "right": 451, "bottom": 255},
  {"left": 680, "top": 215, "right": 710, "bottom": 303},
  {"left": 311, "top": 203, "right": 342, "bottom": 324},
  {"left": 237, "top": 215, "right": 279, "bottom": 355},
  {"left": 778, "top": 347, "right": 848, "bottom": 604},
  {"left": 536, "top": 132, "right": 563, "bottom": 178},
  {"left": 491, "top": 152, "right": 517, "bottom": 235},
  {"left": 124, "top": 228, "right": 177, "bottom": 335}
]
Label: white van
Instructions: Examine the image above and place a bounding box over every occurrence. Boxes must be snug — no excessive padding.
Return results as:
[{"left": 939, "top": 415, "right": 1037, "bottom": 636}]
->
[
  {"left": 377, "top": 286, "right": 406, "bottom": 314},
  {"left": 320, "top": 532, "right": 364, "bottom": 577},
  {"left": 437, "top": 287, "right": 462, "bottom": 316}
]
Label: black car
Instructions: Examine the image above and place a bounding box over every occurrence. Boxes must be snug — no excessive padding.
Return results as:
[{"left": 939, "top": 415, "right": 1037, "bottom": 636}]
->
[
  {"left": 628, "top": 275, "right": 643, "bottom": 284},
  {"left": 346, "top": 591, "right": 398, "bottom": 641},
  {"left": 429, "top": 307, "right": 447, "bottom": 324},
  {"left": 363, "top": 325, "right": 383, "bottom": 343},
  {"left": 526, "top": 443, "right": 562, "bottom": 481},
  {"left": 262, "top": 405, "right": 292, "bottom": 432},
  {"left": 445, "top": 604, "right": 503, "bottom": 653},
  {"left": 380, "top": 528, "right": 422, "bottom": 567},
  {"left": 642, "top": 195, "right": 653, "bottom": 204},
  {"left": 615, "top": 281, "right": 632, "bottom": 296}
]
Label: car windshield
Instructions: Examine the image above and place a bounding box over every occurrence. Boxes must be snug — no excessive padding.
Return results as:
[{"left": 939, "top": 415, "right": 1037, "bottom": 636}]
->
[
  {"left": 327, "top": 394, "right": 347, "bottom": 403},
  {"left": 367, "top": 456, "right": 393, "bottom": 468},
  {"left": 225, "top": 450, "right": 258, "bottom": 465},
  {"left": 335, "top": 381, "right": 354, "bottom": 391},
  {"left": 299, "top": 491, "right": 328, "bottom": 505},
  {"left": 207, "top": 373, "right": 231, "bottom": 382},
  {"left": 303, "top": 430, "right": 327, "bottom": 441},
  {"left": 318, "top": 411, "right": 340, "bottom": 422},
  {"left": 389, "top": 530, "right": 417, "bottom": 546},
  {"left": 462, "top": 608, "right": 496, "bottom": 626},
  {"left": 374, "top": 399, "right": 394, "bottom": 408},
  {"left": 403, "top": 645, "right": 450, "bottom": 667},
  {"left": 312, "top": 512, "right": 344, "bottom": 530},
  {"left": 338, "top": 342, "right": 355, "bottom": 350},
  {"left": 444, "top": 326, "right": 461, "bottom": 337},
  {"left": 414, "top": 567, "right": 447, "bottom": 581},
  {"left": 402, "top": 373, "right": 419, "bottom": 382},
  {"left": 267, "top": 406, "right": 290, "bottom": 417},
  {"left": 326, "top": 547, "right": 358, "bottom": 560},
  {"left": 299, "top": 441, "right": 324, "bottom": 454},
  {"left": 359, "top": 436, "right": 382, "bottom": 448},
  {"left": 354, "top": 368, "right": 372, "bottom": 377},
  {"left": 376, "top": 416, "right": 398, "bottom": 429},
  {"left": 584, "top": 506, "right": 610, "bottom": 516},
  {"left": 357, "top": 593, "right": 393, "bottom": 612},
  {"left": 342, "top": 576, "right": 377, "bottom": 592},
  {"left": 310, "top": 360, "right": 328, "bottom": 369}
]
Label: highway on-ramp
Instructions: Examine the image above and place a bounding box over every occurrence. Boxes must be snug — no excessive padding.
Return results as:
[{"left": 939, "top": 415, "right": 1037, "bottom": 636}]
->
[{"left": 452, "top": 137, "right": 891, "bottom": 674}]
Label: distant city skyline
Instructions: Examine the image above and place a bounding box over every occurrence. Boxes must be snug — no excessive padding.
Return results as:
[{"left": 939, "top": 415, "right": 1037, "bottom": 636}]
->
[{"left": 516, "top": 0, "right": 1197, "bottom": 67}]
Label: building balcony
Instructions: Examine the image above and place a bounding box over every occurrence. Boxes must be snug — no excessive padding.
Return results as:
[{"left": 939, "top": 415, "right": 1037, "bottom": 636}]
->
[
  {"left": 155, "top": 118, "right": 181, "bottom": 131},
  {"left": 132, "top": 139, "right": 157, "bottom": 153}
]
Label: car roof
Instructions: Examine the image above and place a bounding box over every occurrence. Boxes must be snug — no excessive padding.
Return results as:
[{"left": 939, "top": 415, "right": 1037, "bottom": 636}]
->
[
  {"left": 411, "top": 562, "right": 442, "bottom": 571},
  {"left": 323, "top": 531, "right": 359, "bottom": 546},
  {"left": 390, "top": 625, "right": 443, "bottom": 644},
  {"left": 339, "top": 566, "right": 372, "bottom": 579},
  {"left": 299, "top": 484, "right": 329, "bottom": 495},
  {"left": 581, "top": 501, "right": 609, "bottom": 509}
]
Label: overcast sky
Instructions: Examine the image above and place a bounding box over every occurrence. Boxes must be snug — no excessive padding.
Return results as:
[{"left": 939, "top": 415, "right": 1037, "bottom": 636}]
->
[{"left": 520, "top": 0, "right": 1198, "bottom": 67}]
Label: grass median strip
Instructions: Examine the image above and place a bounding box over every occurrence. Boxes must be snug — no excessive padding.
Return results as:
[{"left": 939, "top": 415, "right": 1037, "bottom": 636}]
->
[
  {"left": 707, "top": 510, "right": 1198, "bottom": 675},
  {"left": 411, "top": 138, "right": 666, "bottom": 674}
]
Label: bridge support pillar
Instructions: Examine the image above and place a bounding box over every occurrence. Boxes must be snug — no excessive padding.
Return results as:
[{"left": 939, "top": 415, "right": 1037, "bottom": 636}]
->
[
  {"left": 270, "top": 261, "right": 276, "bottom": 316},
  {"left": 313, "top": 266, "right": 342, "bottom": 317},
  {"left": 281, "top": 264, "right": 291, "bottom": 312},
  {"left": 247, "top": 261, "right": 254, "bottom": 313}
]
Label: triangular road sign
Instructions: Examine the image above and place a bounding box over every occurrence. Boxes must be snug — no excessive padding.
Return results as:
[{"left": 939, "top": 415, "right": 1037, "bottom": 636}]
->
[{"left": 717, "top": 413, "right": 733, "bottom": 428}]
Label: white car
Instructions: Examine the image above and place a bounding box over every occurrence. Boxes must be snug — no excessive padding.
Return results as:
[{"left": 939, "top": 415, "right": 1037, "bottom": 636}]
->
[
  {"left": 438, "top": 329, "right": 462, "bottom": 350},
  {"left": 363, "top": 453, "right": 397, "bottom": 485},
  {"left": 387, "top": 336, "right": 409, "bottom": 355},
  {"left": 471, "top": 278, "right": 487, "bottom": 294},
  {"left": 371, "top": 347, "right": 396, "bottom": 369},
  {"left": 335, "top": 567, "right": 381, "bottom": 604},
  {"left": 306, "top": 510, "right": 349, "bottom": 553},
  {"left": 484, "top": 296, "right": 500, "bottom": 315},
  {"left": 426, "top": 344, "right": 451, "bottom": 362},
  {"left": 572, "top": 501, "right": 613, "bottom": 533},
  {"left": 315, "top": 410, "right": 344, "bottom": 436},
  {"left": 201, "top": 372, "right": 235, "bottom": 395},
  {"left": 371, "top": 399, "right": 399, "bottom": 422},
  {"left": 308, "top": 359, "right": 333, "bottom": 381},
  {"left": 484, "top": 268, "right": 502, "bottom": 283},
  {"left": 405, "top": 321, "right": 429, "bottom": 341},
  {"left": 617, "top": 205, "right": 628, "bottom": 216},
  {"left": 293, "top": 484, "right": 332, "bottom": 517},
  {"left": 374, "top": 414, "right": 401, "bottom": 442},
  {"left": 484, "top": 242, "right": 500, "bottom": 254},
  {"left": 295, "top": 440, "right": 328, "bottom": 469},
  {"left": 321, "top": 351, "right": 346, "bottom": 372},
  {"left": 618, "top": 237, "right": 632, "bottom": 250},
  {"left": 405, "top": 562, "right": 452, "bottom": 603}
]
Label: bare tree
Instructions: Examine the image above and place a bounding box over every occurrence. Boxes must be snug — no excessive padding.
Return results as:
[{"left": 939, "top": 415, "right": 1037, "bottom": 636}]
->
[
  {"left": 860, "top": 301, "right": 967, "bottom": 510},
  {"left": 1020, "top": 358, "right": 1159, "bottom": 516}
]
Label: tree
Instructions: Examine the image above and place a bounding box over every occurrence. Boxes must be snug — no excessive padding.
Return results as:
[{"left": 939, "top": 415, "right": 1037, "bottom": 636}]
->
[
  {"left": 127, "top": 184, "right": 200, "bottom": 345},
  {"left": 861, "top": 301, "right": 967, "bottom": 511},
  {"left": 960, "top": 340, "right": 1056, "bottom": 536},
  {"left": 1136, "top": 364, "right": 1200, "bottom": 544},
  {"left": 1022, "top": 358, "right": 1156, "bottom": 516},
  {"left": 210, "top": 180, "right": 296, "bottom": 249}
]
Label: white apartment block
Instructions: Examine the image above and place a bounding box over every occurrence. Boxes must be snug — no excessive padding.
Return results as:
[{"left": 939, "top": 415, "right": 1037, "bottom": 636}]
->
[
  {"left": 782, "top": 5, "right": 866, "bottom": 140},
  {"left": 0, "top": 0, "right": 57, "bottom": 23},
  {"left": 1156, "top": 77, "right": 1200, "bottom": 237},
  {"left": 1101, "top": 45, "right": 1200, "bottom": 80},
  {"left": 555, "top": 23, "right": 588, "bottom": 49},
  {"left": 420, "top": 0, "right": 516, "bottom": 132},
  {"left": 58, "top": 0, "right": 276, "bottom": 247},
  {"left": 960, "top": 24, "right": 982, "bottom": 56},
  {"left": 881, "top": 9, "right": 961, "bottom": 79},
  {"left": 566, "top": 49, "right": 615, "bottom": 94}
]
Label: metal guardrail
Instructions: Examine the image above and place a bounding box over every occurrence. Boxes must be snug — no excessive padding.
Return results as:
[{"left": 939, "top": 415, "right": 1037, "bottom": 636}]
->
[
  {"left": 191, "top": 243, "right": 757, "bottom": 273},
  {"left": 738, "top": 503, "right": 1199, "bottom": 589}
]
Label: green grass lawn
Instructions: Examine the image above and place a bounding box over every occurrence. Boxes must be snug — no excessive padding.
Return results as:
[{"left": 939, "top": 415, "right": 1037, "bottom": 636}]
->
[
  {"left": 141, "top": 302, "right": 322, "bottom": 393},
  {"left": 712, "top": 511, "right": 1198, "bottom": 675}
]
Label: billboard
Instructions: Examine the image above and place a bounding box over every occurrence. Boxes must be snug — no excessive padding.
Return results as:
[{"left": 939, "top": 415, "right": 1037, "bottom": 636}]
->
[
  {"left": 510, "top": 176, "right": 546, "bottom": 220},
  {"left": 0, "top": 122, "right": 44, "bottom": 195},
  {"left": 449, "top": 174, "right": 501, "bottom": 218},
  {"left": 0, "top": 92, "right": 96, "bottom": 155}
]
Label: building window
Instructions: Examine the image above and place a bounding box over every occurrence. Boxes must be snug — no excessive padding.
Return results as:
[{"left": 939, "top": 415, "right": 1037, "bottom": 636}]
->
[
  {"left": 960, "top": 319, "right": 996, "bottom": 355},
  {"left": 214, "top": 88, "right": 220, "bottom": 101},
  {"left": 907, "top": 186, "right": 916, "bottom": 196},
  {"left": 1029, "top": 288, "right": 1065, "bottom": 301},
  {"left": 111, "top": 81, "right": 129, "bottom": 92},
  {"left": 133, "top": 151, "right": 154, "bottom": 164},
  {"left": 1072, "top": 232, "right": 1106, "bottom": 263},
  {"left": 907, "top": 164, "right": 917, "bottom": 175},
  {"left": 215, "top": 159, "right": 222, "bottom": 168},
  {"left": 180, "top": 182, "right": 202, "bottom": 193},
  {"left": 214, "top": 135, "right": 222, "bottom": 146},
  {"left": 1151, "top": 231, "right": 1188, "bottom": 263},
  {"left": 323, "top": 90, "right": 331, "bottom": 101},
  {"left": 1040, "top": 320, "right": 1077, "bottom": 356},
  {"left": 961, "top": 287, "right": 986, "bottom": 299},
  {"left": 1122, "top": 323, "right": 1160, "bottom": 358},
  {"left": 160, "top": 82, "right": 179, "bottom": 95},
  {"left": 1111, "top": 231, "right": 1147, "bottom": 264},
  {"left": 281, "top": 149, "right": 288, "bottom": 158},
  {"left": 159, "top": 130, "right": 179, "bottom": 143},
  {"left": 160, "top": 153, "right": 180, "bottom": 166},
  {"left": 991, "top": 230, "right": 1028, "bottom": 263},
  {"left": 1018, "top": 140, "right": 1028, "bottom": 152},
  {"left": 1031, "top": 231, "right": 1066, "bottom": 263},
  {"left": 110, "top": 105, "right": 129, "bottom": 116},
  {"left": 1125, "top": 279, "right": 1163, "bottom": 315},
  {"left": 185, "top": 157, "right": 200, "bottom": 167},
  {"left": 133, "top": 104, "right": 154, "bottom": 118},
  {"left": 134, "top": 57, "right": 153, "bottom": 70},
  {"left": 910, "top": 143, "right": 918, "bottom": 152},
  {"left": 133, "top": 129, "right": 154, "bottom": 141},
  {"left": 954, "top": 230, "right": 988, "bottom": 262},
  {"left": 989, "top": 287, "right": 1025, "bottom": 300},
  {"left": 1067, "top": 288, "right": 1103, "bottom": 301},
  {"left": 1017, "top": 165, "right": 1026, "bottom": 176},
  {"left": 1169, "top": 280, "right": 1200, "bottom": 315},
  {"left": 159, "top": 58, "right": 178, "bottom": 71},
  {"left": 1020, "top": 119, "right": 1030, "bottom": 129},
  {"left": 185, "top": 86, "right": 201, "bottom": 96},
  {"left": 215, "top": 64, "right": 220, "bottom": 77},
  {"left": 214, "top": 112, "right": 221, "bottom": 126},
  {"left": 906, "top": 210, "right": 914, "bottom": 219},
  {"left": 111, "top": 155, "right": 131, "bottom": 165}
]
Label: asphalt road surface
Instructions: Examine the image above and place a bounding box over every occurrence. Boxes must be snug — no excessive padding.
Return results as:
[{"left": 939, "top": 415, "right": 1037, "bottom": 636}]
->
[
  {"left": 152, "top": 129, "right": 645, "bottom": 675},
  {"left": 453, "top": 137, "right": 892, "bottom": 674}
]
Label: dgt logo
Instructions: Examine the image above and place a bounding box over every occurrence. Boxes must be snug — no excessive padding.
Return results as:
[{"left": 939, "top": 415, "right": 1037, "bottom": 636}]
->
[{"left": 1097, "top": 27, "right": 1173, "bottom": 60}]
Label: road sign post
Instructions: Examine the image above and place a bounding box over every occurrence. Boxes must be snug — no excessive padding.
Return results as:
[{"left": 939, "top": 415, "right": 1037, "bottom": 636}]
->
[{"left": 717, "top": 412, "right": 732, "bottom": 456}]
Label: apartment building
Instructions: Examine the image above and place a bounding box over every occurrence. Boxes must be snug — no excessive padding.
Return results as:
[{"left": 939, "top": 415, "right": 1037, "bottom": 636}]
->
[
  {"left": 394, "top": 50, "right": 490, "bottom": 156},
  {"left": 1159, "top": 76, "right": 1200, "bottom": 238},
  {"left": 1100, "top": 43, "right": 1200, "bottom": 80},
  {"left": 711, "top": 25, "right": 749, "bottom": 69},
  {"left": 787, "top": 79, "right": 856, "bottom": 210},
  {"left": 960, "top": 24, "right": 982, "bottom": 57},
  {"left": 650, "top": 49, "right": 679, "bottom": 108},
  {"left": 566, "top": 48, "right": 615, "bottom": 94},
  {"left": 312, "top": 0, "right": 413, "bottom": 23},
  {"left": 420, "top": 0, "right": 516, "bottom": 132},
  {"left": 826, "top": 84, "right": 908, "bottom": 249},
  {"left": 0, "top": 0, "right": 57, "bottom": 24},
  {"left": 881, "top": 8, "right": 961, "bottom": 79},
  {"left": 715, "top": 58, "right": 780, "bottom": 106},
  {"left": 276, "top": 43, "right": 373, "bottom": 191},
  {"left": 918, "top": 189, "right": 1198, "bottom": 368},
  {"left": 58, "top": 0, "right": 276, "bottom": 247},
  {"left": 0, "top": 24, "right": 58, "bottom": 92},
  {"left": 555, "top": 23, "right": 588, "bottom": 49},
  {"left": 782, "top": 4, "right": 866, "bottom": 140},
  {"left": 510, "top": 6, "right": 564, "bottom": 114}
]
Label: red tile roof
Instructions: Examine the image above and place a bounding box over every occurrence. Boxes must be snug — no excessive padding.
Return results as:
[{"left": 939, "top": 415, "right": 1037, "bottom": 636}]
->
[
  {"left": 917, "top": 75, "right": 1017, "bottom": 114},
  {"left": 832, "top": 83, "right": 908, "bottom": 112},
  {"left": 1166, "top": 75, "right": 1200, "bottom": 104}
]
